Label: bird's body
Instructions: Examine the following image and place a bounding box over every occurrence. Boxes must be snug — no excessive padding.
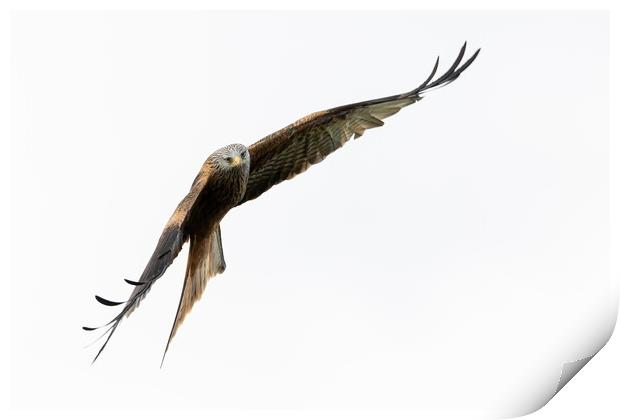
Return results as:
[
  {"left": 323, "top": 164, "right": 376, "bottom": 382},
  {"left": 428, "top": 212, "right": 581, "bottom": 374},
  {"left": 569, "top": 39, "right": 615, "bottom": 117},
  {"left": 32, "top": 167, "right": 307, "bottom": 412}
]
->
[
  {"left": 84, "top": 43, "right": 481, "bottom": 364},
  {"left": 127, "top": 144, "right": 251, "bottom": 348}
]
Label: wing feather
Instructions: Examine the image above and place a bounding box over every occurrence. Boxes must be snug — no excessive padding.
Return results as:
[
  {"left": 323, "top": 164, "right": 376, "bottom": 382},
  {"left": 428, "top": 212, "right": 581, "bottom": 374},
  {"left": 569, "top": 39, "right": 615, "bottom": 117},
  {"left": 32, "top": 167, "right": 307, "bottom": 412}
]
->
[{"left": 84, "top": 166, "right": 213, "bottom": 363}]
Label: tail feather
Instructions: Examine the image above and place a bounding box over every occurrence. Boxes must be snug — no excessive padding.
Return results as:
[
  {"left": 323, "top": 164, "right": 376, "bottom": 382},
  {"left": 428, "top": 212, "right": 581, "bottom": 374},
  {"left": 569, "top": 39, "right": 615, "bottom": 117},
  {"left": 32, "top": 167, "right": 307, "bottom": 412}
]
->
[{"left": 161, "top": 224, "right": 226, "bottom": 366}]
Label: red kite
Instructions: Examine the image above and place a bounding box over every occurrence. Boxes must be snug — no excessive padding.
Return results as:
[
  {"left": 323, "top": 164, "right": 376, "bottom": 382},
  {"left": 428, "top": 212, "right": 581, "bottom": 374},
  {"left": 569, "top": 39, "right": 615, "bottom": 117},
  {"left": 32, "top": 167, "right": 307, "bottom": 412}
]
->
[{"left": 84, "top": 43, "right": 480, "bottom": 365}]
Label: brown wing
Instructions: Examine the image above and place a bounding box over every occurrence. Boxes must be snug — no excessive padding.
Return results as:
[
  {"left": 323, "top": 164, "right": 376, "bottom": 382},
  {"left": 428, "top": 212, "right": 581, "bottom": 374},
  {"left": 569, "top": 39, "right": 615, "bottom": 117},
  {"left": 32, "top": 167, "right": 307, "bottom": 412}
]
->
[
  {"left": 83, "top": 165, "right": 213, "bottom": 363},
  {"left": 237, "top": 43, "right": 479, "bottom": 206}
]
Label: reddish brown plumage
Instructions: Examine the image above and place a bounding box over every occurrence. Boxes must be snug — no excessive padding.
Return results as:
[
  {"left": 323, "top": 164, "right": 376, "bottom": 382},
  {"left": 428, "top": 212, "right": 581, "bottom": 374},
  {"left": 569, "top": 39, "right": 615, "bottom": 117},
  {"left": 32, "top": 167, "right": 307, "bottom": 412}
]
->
[{"left": 84, "top": 43, "right": 480, "bottom": 364}]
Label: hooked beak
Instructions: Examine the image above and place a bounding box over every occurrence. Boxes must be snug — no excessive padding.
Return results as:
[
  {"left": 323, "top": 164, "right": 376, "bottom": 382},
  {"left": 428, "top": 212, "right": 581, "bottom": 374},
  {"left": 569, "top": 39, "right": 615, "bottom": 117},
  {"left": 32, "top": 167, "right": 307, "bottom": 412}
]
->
[{"left": 231, "top": 155, "right": 242, "bottom": 166}]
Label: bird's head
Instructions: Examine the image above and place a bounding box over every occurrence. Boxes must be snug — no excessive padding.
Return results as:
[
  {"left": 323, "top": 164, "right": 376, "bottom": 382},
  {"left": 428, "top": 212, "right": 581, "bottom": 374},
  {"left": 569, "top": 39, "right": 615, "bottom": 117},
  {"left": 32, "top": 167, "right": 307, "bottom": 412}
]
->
[{"left": 212, "top": 143, "right": 250, "bottom": 171}]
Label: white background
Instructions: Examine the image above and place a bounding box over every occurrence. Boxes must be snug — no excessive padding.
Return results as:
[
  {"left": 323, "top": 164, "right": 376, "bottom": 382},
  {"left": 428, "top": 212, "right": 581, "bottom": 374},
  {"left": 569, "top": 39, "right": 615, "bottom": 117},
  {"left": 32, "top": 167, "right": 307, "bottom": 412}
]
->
[{"left": 8, "top": 9, "right": 614, "bottom": 419}]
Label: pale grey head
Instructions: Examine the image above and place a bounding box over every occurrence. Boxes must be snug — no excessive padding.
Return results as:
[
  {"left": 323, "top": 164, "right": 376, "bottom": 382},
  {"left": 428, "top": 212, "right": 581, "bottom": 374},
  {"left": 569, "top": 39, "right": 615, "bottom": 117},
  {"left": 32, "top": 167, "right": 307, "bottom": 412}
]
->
[
  {"left": 205, "top": 143, "right": 251, "bottom": 206},
  {"left": 209, "top": 143, "right": 250, "bottom": 172}
]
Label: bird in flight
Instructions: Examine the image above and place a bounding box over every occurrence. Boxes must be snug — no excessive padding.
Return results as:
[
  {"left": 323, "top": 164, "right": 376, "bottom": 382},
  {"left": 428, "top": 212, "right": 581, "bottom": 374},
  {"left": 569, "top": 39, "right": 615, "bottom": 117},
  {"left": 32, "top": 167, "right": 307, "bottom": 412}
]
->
[{"left": 84, "top": 42, "right": 480, "bottom": 365}]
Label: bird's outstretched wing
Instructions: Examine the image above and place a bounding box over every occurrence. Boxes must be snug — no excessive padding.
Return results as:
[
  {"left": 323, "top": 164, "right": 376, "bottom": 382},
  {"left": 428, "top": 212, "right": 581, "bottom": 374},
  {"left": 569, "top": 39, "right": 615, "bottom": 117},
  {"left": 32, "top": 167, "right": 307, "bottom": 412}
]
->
[
  {"left": 237, "top": 42, "right": 479, "bottom": 206},
  {"left": 83, "top": 167, "right": 213, "bottom": 363}
]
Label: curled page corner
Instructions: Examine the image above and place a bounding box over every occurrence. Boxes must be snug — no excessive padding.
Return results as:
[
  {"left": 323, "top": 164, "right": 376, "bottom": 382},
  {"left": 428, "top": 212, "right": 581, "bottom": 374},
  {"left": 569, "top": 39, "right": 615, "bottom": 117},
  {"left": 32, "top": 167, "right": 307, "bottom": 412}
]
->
[
  {"left": 534, "top": 310, "right": 617, "bottom": 418},
  {"left": 502, "top": 302, "right": 618, "bottom": 419},
  {"left": 555, "top": 354, "right": 596, "bottom": 394},
  {"left": 551, "top": 303, "right": 618, "bottom": 400}
]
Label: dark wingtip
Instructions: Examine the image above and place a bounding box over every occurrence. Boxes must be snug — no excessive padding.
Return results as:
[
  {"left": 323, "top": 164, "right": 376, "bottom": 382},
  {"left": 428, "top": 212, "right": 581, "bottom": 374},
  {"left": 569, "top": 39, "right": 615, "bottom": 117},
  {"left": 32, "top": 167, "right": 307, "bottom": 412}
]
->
[
  {"left": 95, "top": 295, "right": 125, "bottom": 306},
  {"left": 451, "top": 47, "right": 481, "bottom": 78},
  {"left": 429, "top": 43, "right": 467, "bottom": 86},
  {"left": 422, "top": 56, "right": 440, "bottom": 89},
  {"left": 90, "top": 323, "right": 120, "bottom": 365},
  {"left": 82, "top": 326, "right": 98, "bottom": 331},
  {"left": 91, "top": 343, "right": 107, "bottom": 364},
  {"left": 415, "top": 43, "right": 480, "bottom": 93},
  {"left": 124, "top": 278, "right": 145, "bottom": 286}
]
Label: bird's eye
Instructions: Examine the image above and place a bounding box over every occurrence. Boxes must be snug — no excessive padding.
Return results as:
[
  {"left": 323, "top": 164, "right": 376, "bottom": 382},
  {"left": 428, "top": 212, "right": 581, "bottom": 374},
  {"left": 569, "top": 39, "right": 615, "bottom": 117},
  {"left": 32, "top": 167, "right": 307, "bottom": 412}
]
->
[
  {"left": 225, "top": 157, "right": 232, "bottom": 163},
  {"left": 240, "top": 151, "right": 246, "bottom": 158}
]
